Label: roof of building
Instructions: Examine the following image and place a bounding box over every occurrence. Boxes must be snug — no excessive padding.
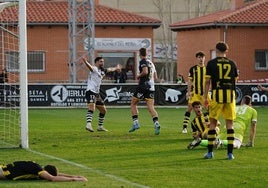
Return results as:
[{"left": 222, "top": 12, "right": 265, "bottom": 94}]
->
[
  {"left": 170, "top": 0, "right": 268, "bottom": 31},
  {"left": 0, "top": 1, "right": 161, "bottom": 28}
]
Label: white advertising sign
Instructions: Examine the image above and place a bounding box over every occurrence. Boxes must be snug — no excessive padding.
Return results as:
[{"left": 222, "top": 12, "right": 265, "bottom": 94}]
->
[{"left": 84, "top": 38, "right": 151, "bottom": 51}]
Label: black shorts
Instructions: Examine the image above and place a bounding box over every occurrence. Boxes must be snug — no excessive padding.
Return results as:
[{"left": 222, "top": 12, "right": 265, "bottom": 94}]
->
[
  {"left": 133, "top": 86, "right": 155, "bottom": 100},
  {"left": 85, "top": 90, "right": 104, "bottom": 105}
]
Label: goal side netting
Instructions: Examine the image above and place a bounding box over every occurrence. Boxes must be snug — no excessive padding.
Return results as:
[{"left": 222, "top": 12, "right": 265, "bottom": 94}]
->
[{"left": 0, "top": 1, "right": 28, "bottom": 148}]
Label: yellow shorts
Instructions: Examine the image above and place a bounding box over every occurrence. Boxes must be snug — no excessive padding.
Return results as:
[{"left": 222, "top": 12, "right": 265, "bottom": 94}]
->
[
  {"left": 208, "top": 99, "right": 236, "bottom": 120},
  {"left": 188, "top": 93, "right": 205, "bottom": 105},
  {"left": 188, "top": 93, "right": 211, "bottom": 105}
]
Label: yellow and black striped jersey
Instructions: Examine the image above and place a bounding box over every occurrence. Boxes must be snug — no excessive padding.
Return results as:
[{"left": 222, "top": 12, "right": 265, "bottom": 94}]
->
[
  {"left": 0, "top": 161, "right": 44, "bottom": 180},
  {"left": 188, "top": 65, "right": 206, "bottom": 95},
  {"left": 191, "top": 113, "right": 209, "bottom": 138},
  {"left": 206, "top": 57, "right": 238, "bottom": 103}
]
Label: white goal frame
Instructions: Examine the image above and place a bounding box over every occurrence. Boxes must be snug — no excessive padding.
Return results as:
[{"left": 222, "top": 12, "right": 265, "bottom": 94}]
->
[
  {"left": 0, "top": 0, "right": 28, "bottom": 148},
  {"left": 19, "top": 0, "right": 28, "bottom": 149}
]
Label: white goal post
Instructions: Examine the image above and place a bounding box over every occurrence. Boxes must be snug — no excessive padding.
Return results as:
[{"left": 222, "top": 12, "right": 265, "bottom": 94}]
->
[
  {"left": 19, "top": 0, "right": 28, "bottom": 149},
  {"left": 0, "top": 0, "right": 28, "bottom": 148}
]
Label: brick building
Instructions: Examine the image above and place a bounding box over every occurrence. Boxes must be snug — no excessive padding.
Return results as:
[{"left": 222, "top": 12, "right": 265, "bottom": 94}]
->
[
  {"left": 170, "top": 0, "right": 268, "bottom": 83},
  {"left": 0, "top": 0, "right": 161, "bottom": 83}
]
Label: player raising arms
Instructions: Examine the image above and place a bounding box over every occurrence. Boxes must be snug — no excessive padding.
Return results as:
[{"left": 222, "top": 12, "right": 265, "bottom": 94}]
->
[
  {"left": 203, "top": 41, "right": 238, "bottom": 160},
  {"left": 83, "top": 56, "right": 116, "bottom": 132}
]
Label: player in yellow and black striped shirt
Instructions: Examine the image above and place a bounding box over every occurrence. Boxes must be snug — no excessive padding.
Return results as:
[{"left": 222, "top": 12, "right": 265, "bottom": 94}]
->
[
  {"left": 181, "top": 51, "right": 207, "bottom": 134},
  {"left": 0, "top": 161, "right": 87, "bottom": 181},
  {"left": 187, "top": 101, "right": 220, "bottom": 149},
  {"left": 187, "top": 101, "right": 209, "bottom": 149},
  {"left": 203, "top": 41, "right": 238, "bottom": 160}
]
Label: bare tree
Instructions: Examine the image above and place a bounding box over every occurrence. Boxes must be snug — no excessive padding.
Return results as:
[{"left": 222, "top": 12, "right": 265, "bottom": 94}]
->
[
  {"left": 153, "top": 0, "right": 176, "bottom": 83},
  {"left": 152, "top": 0, "right": 231, "bottom": 82}
]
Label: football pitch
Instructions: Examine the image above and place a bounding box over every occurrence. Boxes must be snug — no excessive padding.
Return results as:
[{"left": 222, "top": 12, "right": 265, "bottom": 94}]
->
[{"left": 1, "top": 107, "right": 268, "bottom": 188}]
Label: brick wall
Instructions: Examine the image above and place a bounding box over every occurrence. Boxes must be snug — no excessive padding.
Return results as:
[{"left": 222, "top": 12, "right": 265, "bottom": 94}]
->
[
  {"left": 26, "top": 25, "right": 154, "bottom": 83},
  {"left": 176, "top": 26, "right": 268, "bottom": 82}
]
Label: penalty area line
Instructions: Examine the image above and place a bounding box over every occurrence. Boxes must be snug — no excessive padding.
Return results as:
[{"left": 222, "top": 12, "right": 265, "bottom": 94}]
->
[{"left": 27, "top": 149, "right": 149, "bottom": 188}]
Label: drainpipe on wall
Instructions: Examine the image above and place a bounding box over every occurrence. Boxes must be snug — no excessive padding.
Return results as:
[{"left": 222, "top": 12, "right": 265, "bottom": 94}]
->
[{"left": 223, "top": 24, "right": 228, "bottom": 43}]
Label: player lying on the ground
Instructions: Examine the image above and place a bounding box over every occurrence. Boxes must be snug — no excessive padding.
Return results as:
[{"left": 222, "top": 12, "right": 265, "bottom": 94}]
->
[
  {"left": 200, "top": 95, "right": 257, "bottom": 149},
  {"left": 0, "top": 161, "right": 87, "bottom": 181},
  {"left": 187, "top": 101, "right": 220, "bottom": 149}
]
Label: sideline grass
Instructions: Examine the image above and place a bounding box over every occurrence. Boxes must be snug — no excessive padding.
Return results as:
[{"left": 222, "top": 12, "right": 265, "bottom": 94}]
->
[{"left": 1, "top": 107, "right": 268, "bottom": 188}]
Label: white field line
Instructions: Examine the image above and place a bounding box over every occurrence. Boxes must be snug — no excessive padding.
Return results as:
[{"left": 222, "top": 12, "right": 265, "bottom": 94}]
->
[{"left": 28, "top": 149, "right": 150, "bottom": 188}]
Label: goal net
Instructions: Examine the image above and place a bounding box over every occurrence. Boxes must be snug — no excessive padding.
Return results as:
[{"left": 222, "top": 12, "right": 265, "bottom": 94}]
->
[{"left": 0, "top": 1, "right": 27, "bottom": 148}]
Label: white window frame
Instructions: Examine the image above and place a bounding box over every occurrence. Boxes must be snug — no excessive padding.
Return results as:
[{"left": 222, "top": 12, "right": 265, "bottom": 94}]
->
[
  {"left": 255, "top": 50, "right": 268, "bottom": 71},
  {"left": 6, "top": 51, "right": 45, "bottom": 72}
]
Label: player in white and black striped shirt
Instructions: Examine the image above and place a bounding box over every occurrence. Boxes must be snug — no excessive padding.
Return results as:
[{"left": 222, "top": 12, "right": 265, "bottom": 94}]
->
[
  {"left": 83, "top": 56, "right": 116, "bottom": 132},
  {"left": 128, "top": 48, "right": 161, "bottom": 135}
]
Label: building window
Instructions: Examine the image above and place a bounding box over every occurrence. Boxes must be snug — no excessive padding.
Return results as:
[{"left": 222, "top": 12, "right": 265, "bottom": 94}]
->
[
  {"left": 210, "top": 50, "right": 216, "bottom": 59},
  {"left": 98, "top": 52, "right": 135, "bottom": 81},
  {"left": 6, "top": 51, "right": 45, "bottom": 72},
  {"left": 255, "top": 50, "right": 268, "bottom": 70}
]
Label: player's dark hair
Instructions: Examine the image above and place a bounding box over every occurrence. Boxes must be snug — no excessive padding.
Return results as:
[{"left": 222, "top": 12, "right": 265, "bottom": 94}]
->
[
  {"left": 44, "top": 165, "right": 58, "bottom": 176},
  {"left": 195, "top": 51, "right": 205, "bottom": 57},
  {"left": 243, "top": 95, "right": 251, "bottom": 105},
  {"left": 139, "top": 48, "right": 147, "bottom": 57},
  {"left": 94, "top": 56, "right": 103, "bottom": 63},
  {"left": 216, "top": 41, "right": 229, "bottom": 52},
  {"left": 192, "top": 101, "right": 202, "bottom": 107}
]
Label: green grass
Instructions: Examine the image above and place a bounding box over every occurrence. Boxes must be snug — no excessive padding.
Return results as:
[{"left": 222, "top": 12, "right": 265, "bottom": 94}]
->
[{"left": 1, "top": 107, "right": 268, "bottom": 188}]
